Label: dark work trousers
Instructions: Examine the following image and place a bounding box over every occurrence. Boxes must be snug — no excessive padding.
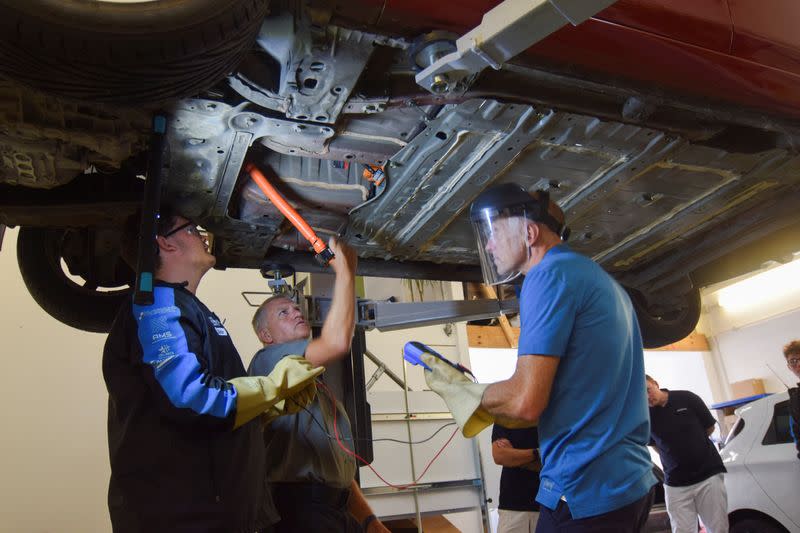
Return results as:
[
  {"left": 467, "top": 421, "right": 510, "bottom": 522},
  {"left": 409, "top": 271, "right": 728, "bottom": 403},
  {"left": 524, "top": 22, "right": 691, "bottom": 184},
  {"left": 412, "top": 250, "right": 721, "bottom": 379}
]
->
[
  {"left": 272, "top": 482, "right": 363, "bottom": 533},
  {"left": 535, "top": 484, "right": 656, "bottom": 533}
]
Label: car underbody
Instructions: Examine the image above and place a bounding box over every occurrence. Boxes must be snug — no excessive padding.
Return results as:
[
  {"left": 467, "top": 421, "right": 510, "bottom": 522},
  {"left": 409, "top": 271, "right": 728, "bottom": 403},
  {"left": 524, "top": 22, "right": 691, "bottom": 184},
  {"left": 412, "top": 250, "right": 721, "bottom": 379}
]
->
[{"left": 1, "top": 1, "right": 799, "bottom": 344}]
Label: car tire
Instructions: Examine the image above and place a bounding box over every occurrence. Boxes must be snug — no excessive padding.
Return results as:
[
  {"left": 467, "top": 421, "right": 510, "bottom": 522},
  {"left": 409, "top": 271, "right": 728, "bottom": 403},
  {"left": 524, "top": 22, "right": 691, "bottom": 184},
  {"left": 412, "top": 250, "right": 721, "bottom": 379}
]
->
[
  {"left": 730, "top": 517, "right": 787, "bottom": 533},
  {"left": 16, "top": 227, "right": 132, "bottom": 333},
  {"left": 0, "top": 0, "right": 269, "bottom": 105},
  {"left": 628, "top": 287, "right": 702, "bottom": 349}
]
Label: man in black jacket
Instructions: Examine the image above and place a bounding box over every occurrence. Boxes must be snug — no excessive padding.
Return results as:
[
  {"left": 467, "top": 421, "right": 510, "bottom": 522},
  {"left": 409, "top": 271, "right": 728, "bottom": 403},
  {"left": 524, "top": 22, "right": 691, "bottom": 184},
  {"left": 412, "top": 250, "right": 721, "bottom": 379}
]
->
[
  {"left": 646, "top": 375, "right": 727, "bottom": 533},
  {"left": 783, "top": 340, "right": 800, "bottom": 459},
  {"left": 103, "top": 207, "right": 321, "bottom": 533}
]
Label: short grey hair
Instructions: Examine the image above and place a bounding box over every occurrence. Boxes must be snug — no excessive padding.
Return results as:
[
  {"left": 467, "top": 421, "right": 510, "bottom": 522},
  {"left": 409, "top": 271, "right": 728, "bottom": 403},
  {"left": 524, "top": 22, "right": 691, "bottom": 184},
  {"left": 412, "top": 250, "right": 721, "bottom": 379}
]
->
[{"left": 251, "top": 294, "right": 293, "bottom": 336}]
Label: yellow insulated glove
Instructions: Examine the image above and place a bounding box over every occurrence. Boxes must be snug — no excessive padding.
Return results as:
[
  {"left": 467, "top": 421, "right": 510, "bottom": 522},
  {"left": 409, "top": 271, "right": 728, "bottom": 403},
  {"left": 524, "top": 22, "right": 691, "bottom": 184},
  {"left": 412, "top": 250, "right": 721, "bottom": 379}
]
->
[
  {"left": 229, "top": 355, "right": 324, "bottom": 429},
  {"left": 422, "top": 353, "right": 494, "bottom": 438}
]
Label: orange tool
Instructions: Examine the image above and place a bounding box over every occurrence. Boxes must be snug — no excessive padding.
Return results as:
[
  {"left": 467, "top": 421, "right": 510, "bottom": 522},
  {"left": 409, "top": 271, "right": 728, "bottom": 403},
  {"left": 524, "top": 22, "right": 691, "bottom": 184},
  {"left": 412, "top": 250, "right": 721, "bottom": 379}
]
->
[{"left": 246, "top": 163, "right": 335, "bottom": 266}]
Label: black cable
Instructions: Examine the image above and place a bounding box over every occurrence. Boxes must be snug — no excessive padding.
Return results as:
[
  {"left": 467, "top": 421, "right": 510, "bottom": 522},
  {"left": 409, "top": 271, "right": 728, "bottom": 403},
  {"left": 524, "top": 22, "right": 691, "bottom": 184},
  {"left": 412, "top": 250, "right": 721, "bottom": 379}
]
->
[
  {"left": 287, "top": 397, "right": 458, "bottom": 445},
  {"left": 372, "top": 422, "right": 458, "bottom": 445}
]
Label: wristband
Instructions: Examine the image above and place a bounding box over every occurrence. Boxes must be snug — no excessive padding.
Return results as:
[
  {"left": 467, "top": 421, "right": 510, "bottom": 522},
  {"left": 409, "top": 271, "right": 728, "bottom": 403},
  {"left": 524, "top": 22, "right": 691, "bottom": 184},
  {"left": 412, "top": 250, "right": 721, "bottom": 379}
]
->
[{"left": 362, "top": 514, "right": 377, "bottom": 531}]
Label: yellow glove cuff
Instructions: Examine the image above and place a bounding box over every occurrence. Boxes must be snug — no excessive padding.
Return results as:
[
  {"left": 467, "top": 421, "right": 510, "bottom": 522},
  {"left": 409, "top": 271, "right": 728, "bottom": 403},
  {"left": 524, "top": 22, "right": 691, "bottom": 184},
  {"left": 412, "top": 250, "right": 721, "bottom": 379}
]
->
[{"left": 229, "top": 355, "right": 323, "bottom": 428}]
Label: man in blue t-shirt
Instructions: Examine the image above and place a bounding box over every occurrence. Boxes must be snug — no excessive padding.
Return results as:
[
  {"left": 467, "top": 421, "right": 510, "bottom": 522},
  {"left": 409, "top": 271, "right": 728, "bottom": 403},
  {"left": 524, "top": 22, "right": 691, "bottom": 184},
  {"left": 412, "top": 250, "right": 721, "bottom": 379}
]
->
[{"left": 466, "top": 184, "right": 657, "bottom": 532}]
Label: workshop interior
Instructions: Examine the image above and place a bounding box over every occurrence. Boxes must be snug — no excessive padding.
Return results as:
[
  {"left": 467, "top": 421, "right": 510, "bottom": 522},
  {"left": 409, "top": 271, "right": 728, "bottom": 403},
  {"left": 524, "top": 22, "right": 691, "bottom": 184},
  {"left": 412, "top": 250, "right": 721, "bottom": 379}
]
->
[{"left": 1, "top": 1, "right": 799, "bottom": 532}]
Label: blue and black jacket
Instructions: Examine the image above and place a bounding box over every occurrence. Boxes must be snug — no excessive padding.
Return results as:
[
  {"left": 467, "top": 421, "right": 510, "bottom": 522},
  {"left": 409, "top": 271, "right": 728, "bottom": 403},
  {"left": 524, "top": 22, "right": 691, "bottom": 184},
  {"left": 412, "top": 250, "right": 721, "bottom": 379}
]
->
[
  {"left": 789, "top": 385, "right": 800, "bottom": 460},
  {"left": 103, "top": 281, "right": 270, "bottom": 532}
]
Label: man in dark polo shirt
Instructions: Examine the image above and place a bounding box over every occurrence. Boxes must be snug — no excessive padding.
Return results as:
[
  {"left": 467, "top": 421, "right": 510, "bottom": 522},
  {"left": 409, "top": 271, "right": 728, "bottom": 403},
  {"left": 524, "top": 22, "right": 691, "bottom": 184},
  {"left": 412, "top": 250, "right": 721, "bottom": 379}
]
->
[
  {"left": 491, "top": 424, "right": 541, "bottom": 532},
  {"left": 646, "top": 375, "right": 728, "bottom": 533}
]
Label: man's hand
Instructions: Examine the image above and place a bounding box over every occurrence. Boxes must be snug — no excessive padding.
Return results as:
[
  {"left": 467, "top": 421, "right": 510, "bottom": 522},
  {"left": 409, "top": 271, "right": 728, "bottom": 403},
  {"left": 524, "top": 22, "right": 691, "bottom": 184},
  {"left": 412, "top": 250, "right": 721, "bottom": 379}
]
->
[
  {"left": 328, "top": 236, "right": 357, "bottom": 278},
  {"left": 494, "top": 438, "right": 513, "bottom": 449}
]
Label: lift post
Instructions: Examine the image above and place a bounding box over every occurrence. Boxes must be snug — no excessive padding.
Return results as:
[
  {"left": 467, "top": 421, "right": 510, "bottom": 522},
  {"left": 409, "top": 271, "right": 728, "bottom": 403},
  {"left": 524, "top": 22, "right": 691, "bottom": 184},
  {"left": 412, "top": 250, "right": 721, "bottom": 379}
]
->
[{"left": 133, "top": 114, "right": 168, "bottom": 306}]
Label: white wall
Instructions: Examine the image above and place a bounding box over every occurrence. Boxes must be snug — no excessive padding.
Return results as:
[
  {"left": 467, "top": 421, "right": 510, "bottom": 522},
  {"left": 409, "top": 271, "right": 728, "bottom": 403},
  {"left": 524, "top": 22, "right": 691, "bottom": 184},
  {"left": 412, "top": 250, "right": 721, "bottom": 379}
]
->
[
  {"left": 1, "top": 228, "right": 112, "bottom": 532},
  {"left": 712, "top": 309, "right": 800, "bottom": 394},
  {"left": 701, "top": 257, "right": 800, "bottom": 398},
  {"left": 643, "top": 351, "right": 714, "bottom": 406}
]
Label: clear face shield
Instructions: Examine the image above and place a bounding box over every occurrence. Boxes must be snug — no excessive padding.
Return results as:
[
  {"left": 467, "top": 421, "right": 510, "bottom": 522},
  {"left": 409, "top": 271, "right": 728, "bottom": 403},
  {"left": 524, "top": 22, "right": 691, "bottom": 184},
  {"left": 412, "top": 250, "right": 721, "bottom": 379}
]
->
[{"left": 470, "top": 206, "right": 531, "bottom": 286}]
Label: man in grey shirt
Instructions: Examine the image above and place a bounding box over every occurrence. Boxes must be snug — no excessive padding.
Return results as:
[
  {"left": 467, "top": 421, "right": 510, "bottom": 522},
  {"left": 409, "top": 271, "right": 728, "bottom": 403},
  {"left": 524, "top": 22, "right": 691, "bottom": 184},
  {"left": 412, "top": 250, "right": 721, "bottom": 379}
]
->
[{"left": 248, "top": 238, "right": 388, "bottom": 533}]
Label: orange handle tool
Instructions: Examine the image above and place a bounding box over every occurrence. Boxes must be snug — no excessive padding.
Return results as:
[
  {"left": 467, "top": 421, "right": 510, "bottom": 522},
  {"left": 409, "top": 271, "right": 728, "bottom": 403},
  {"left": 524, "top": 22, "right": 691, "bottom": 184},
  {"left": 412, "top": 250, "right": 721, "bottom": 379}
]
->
[{"left": 246, "top": 163, "right": 335, "bottom": 266}]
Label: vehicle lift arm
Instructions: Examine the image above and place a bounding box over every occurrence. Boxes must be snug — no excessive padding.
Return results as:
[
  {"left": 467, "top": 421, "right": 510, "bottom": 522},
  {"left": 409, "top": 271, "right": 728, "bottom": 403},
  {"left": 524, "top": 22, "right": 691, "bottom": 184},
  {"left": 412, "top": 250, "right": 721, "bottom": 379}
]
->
[{"left": 415, "top": 0, "right": 618, "bottom": 95}]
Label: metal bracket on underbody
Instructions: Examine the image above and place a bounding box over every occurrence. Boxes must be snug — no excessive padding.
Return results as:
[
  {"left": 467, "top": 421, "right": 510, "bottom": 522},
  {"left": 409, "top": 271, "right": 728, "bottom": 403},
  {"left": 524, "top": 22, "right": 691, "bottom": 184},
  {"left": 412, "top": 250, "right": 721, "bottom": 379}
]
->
[
  {"left": 232, "top": 11, "right": 406, "bottom": 125},
  {"left": 308, "top": 295, "right": 519, "bottom": 331}
]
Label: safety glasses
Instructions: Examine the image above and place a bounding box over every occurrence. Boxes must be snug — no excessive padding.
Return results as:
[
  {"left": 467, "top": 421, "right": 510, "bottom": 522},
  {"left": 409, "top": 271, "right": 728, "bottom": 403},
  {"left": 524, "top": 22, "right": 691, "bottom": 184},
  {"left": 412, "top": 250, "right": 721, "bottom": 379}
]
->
[{"left": 163, "top": 221, "right": 203, "bottom": 239}]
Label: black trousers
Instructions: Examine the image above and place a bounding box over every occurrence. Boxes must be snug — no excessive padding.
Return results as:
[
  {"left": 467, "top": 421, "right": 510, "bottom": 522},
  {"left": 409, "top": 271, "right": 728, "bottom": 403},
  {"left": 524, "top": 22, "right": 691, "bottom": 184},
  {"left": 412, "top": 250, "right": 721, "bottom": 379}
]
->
[
  {"left": 272, "top": 482, "right": 362, "bottom": 533},
  {"left": 536, "top": 485, "right": 656, "bottom": 533}
]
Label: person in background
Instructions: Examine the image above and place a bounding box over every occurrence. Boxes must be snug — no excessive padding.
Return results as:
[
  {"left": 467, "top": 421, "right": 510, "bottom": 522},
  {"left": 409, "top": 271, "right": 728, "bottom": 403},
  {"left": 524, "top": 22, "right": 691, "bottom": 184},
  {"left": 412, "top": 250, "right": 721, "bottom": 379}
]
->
[
  {"left": 249, "top": 238, "right": 389, "bottom": 533},
  {"left": 491, "top": 424, "right": 541, "bottom": 533},
  {"left": 783, "top": 340, "right": 800, "bottom": 459},
  {"left": 646, "top": 375, "right": 728, "bottom": 533}
]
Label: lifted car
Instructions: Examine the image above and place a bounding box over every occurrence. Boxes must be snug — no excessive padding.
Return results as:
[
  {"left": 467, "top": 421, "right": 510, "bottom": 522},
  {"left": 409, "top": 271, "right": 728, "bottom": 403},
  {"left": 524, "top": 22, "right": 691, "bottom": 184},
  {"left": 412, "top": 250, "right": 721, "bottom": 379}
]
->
[{"left": 1, "top": 0, "right": 799, "bottom": 344}]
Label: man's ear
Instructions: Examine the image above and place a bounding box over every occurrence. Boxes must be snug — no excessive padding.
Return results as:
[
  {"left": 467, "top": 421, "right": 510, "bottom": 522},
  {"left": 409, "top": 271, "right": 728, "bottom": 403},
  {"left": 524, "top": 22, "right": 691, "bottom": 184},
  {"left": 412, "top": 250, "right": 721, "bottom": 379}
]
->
[
  {"left": 155, "top": 235, "right": 177, "bottom": 255},
  {"left": 257, "top": 328, "right": 273, "bottom": 345},
  {"left": 525, "top": 221, "right": 540, "bottom": 247}
]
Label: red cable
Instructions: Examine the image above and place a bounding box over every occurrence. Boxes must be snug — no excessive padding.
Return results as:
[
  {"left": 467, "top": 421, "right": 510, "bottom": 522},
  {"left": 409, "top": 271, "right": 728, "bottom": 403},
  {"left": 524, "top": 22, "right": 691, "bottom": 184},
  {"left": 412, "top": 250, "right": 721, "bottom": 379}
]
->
[{"left": 317, "top": 381, "right": 460, "bottom": 490}]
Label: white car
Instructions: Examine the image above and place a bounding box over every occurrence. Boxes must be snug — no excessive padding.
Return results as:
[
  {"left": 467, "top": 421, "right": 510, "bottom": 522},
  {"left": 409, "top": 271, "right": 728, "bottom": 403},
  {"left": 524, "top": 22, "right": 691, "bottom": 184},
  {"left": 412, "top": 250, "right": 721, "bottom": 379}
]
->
[{"left": 721, "top": 391, "right": 800, "bottom": 533}]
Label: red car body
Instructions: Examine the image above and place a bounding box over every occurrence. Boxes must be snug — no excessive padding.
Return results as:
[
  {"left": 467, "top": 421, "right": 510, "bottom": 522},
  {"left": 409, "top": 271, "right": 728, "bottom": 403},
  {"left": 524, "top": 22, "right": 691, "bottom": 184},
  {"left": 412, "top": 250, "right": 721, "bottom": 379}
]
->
[{"left": 359, "top": 0, "right": 800, "bottom": 118}]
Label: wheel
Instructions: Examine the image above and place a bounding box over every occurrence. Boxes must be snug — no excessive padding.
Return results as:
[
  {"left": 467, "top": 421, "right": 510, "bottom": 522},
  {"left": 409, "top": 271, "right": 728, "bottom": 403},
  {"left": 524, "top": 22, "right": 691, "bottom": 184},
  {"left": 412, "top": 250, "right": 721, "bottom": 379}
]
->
[
  {"left": 628, "top": 287, "right": 701, "bottom": 349},
  {"left": 0, "top": 0, "right": 269, "bottom": 105},
  {"left": 731, "top": 517, "right": 787, "bottom": 533},
  {"left": 17, "top": 227, "right": 133, "bottom": 333}
]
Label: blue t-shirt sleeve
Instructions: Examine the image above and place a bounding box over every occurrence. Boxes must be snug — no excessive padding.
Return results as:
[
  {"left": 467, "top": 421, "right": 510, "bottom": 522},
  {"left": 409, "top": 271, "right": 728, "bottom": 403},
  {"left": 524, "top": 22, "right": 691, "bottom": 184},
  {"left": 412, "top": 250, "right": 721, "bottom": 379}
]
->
[{"left": 517, "top": 266, "right": 578, "bottom": 358}]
